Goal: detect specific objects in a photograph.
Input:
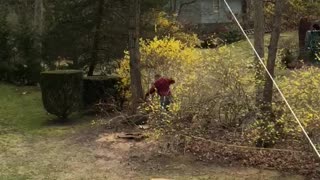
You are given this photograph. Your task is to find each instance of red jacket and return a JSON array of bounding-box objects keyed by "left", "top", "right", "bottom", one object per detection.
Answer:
[{"left": 146, "top": 77, "right": 175, "bottom": 97}]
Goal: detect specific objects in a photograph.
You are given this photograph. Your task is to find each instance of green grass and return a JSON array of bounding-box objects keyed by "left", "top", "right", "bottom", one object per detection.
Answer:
[
  {"left": 0, "top": 83, "right": 53, "bottom": 132},
  {"left": 0, "top": 83, "right": 100, "bottom": 179},
  {"left": 201, "top": 31, "right": 298, "bottom": 60},
  {"left": 0, "top": 83, "right": 92, "bottom": 136}
]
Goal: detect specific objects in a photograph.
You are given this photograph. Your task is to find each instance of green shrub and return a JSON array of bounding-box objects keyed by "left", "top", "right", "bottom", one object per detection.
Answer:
[
  {"left": 40, "top": 70, "right": 83, "bottom": 119},
  {"left": 220, "top": 29, "right": 243, "bottom": 44},
  {"left": 83, "top": 75, "right": 122, "bottom": 108}
]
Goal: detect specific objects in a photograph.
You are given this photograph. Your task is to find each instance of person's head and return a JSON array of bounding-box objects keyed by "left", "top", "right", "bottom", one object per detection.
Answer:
[
  {"left": 154, "top": 74, "right": 161, "bottom": 80},
  {"left": 313, "top": 24, "right": 320, "bottom": 30}
]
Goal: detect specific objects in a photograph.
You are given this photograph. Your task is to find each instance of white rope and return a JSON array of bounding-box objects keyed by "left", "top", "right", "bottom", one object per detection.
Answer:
[{"left": 223, "top": 0, "right": 320, "bottom": 158}]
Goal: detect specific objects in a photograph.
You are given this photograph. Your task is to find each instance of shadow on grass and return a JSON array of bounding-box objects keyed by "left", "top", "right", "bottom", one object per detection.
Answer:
[{"left": 42, "top": 113, "right": 94, "bottom": 127}]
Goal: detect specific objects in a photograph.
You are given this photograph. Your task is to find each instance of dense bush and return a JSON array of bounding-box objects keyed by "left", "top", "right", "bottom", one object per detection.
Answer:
[
  {"left": 83, "top": 75, "right": 122, "bottom": 108},
  {"left": 118, "top": 31, "right": 320, "bottom": 150},
  {"left": 277, "top": 67, "right": 320, "bottom": 141},
  {"left": 117, "top": 37, "right": 255, "bottom": 130},
  {"left": 40, "top": 70, "right": 83, "bottom": 119},
  {"left": 220, "top": 29, "right": 243, "bottom": 44},
  {"left": 247, "top": 67, "right": 320, "bottom": 147}
]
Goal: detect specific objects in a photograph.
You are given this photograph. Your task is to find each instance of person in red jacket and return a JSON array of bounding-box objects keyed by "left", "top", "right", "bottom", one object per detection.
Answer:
[{"left": 145, "top": 74, "right": 175, "bottom": 110}]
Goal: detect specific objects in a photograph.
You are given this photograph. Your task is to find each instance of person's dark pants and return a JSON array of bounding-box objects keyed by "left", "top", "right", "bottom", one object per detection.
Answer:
[{"left": 160, "top": 96, "right": 171, "bottom": 111}]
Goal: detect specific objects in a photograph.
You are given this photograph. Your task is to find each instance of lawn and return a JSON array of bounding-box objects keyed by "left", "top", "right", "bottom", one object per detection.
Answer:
[
  {"left": 201, "top": 31, "right": 298, "bottom": 62},
  {"left": 0, "top": 83, "right": 93, "bottom": 136},
  {"left": 0, "top": 83, "right": 106, "bottom": 179},
  {"left": 0, "top": 84, "right": 51, "bottom": 132}
]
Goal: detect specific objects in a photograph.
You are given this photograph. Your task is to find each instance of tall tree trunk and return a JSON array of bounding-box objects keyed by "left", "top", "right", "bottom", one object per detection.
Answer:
[
  {"left": 262, "top": 0, "right": 283, "bottom": 118},
  {"left": 242, "top": 0, "right": 251, "bottom": 29},
  {"left": 34, "top": 0, "right": 44, "bottom": 38},
  {"left": 173, "top": 0, "right": 177, "bottom": 13},
  {"left": 34, "top": 0, "right": 44, "bottom": 83},
  {"left": 129, "top": 0, "right": 144, "bottom": 113},
  {"left": 88, "top": 0, "right": 105, "bottom": 76},
  {"left": 253, "top": 0, "right": 265, "bottom": 106}
]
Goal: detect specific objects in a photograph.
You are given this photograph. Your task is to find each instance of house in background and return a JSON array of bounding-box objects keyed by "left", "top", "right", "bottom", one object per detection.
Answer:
[{"left": 169, "top": 0, "right": 247, "bottom": 33}]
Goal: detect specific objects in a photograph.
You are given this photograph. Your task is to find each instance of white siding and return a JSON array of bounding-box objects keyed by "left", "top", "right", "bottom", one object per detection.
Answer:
[
  {"left": 200, "top": 0, "right": 220, "bottom": 24},
  {"left": 177, "top": 0, "right": 243, "bottom": 25}
]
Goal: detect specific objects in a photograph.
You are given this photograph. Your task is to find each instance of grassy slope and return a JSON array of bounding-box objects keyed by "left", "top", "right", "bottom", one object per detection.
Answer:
[{"left": 202, "top": 31, "right": 298, "bottom": 62}]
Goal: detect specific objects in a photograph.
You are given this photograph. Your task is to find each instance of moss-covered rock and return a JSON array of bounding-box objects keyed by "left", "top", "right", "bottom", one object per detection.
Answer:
[{"left": 40, "top": 70, "right": 83, "bottom": 119}]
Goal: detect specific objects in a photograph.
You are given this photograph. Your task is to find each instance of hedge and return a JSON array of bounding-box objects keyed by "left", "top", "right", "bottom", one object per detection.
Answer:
[
  {"left": 40, "top": 70, "right": 83, "bottom": 119},
  {"left": 83, "top": 75, "right": 122, "bottom": 108}
]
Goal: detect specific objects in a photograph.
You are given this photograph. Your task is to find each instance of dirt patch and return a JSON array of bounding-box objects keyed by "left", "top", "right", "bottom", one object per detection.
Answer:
[
  {"left": 92, "top": 130, "right": 305, "bottom": 180},
  {"left": 0, "top": 126, "right": 306, "bottom": 180}
]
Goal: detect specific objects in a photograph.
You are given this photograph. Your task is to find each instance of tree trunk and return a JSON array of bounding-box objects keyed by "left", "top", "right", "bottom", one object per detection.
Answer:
[
  {"left": 170, "top": 0, "right": 177, "bottom": 14},
  {"left": 262, "top": 0, "right": 283, "bottom": 119},
  {"left": 34, "top": 0, "right": 44, "bottom": 38},
  {"left": 33, "top": 0, "right": 44, "bottom": 83},
  {"left": 129, "top": 0, "right": 144, "bottom": 113},
  {"left": 173, "top": 0, "right": 177, "bottom": 13},
  {"left": 255, "top": 0, "right": 284, "bottom": 148},
  {"left": 298, "top": 17, "right": 312, "bottom": 59},
  {"left": 88, "top": 0, "right": 105, "bottom": 76},
  {"left": 253, "top": 0, "right": 265, "bottom": 106},
  {"left": 242, "top": 0, "right": 251, "bottom": 29}
]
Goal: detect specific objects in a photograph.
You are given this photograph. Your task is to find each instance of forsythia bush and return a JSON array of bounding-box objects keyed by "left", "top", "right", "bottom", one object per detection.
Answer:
[
  {"left": 141, "top": 11, "right": 200, "bottom": 47},
  {"left": 117, "top": 37, "right": 256, "bottom": 129},
  {"left": 277, "top": 67, "right": 320, "bottom": 141},
  {"left": 248, "top": 67, "right": 320, "bottom": 146},
  {"left": 117, "top": 34, "right": 320, "bottom": 148}
]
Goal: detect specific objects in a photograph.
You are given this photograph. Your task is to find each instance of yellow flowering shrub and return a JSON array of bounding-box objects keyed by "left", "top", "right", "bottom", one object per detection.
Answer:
[
  {"left": 248, "top": 67, "right": 320, "bottom": 147},
  {"left": 116, "top": 37, "right": 256, "bottom": 130},
  {"left": 141, "top": 10, "right": 200, "bottom": 47},
  {"left": 277, "top": 67, "right": 320, "bottom": 140},
  {"left": 116, "top": 37, "right": 202, "bottom": 105}
]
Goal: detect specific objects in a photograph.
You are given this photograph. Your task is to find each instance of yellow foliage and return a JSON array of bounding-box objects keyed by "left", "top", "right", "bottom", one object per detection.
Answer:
[
  {"left": 277, "top": 67, "right": 320, "bottom": 137},
  {"left": 117, "top": 37, "right": 202, "bottom": 93},
  {"left": 117, "top": 36, "right": 256, "bottom": 130}
]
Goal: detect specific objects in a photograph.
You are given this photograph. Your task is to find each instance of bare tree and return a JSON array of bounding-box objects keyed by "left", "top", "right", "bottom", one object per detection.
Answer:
[
  {"left": 242, "top": 0, "right": 252, "bottom": 29},
  {"left": 34, "top": 0, "right": 44, "bottom": 38},
  {"left": 129, "top": 0, "right": 144, "bottom": 113},
  {"left": 34, "top": 0, "right": 45, "bottom": 63},
  {"left": 262, "top": 0, "right": 283, "bottom": 118},
  {"left": 88, "top": 0, "right": 105, "bottom": 76},
  {"left": 169, "top": 0, "right": 177, "bottom": 14}
]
